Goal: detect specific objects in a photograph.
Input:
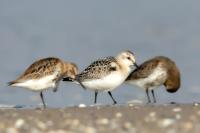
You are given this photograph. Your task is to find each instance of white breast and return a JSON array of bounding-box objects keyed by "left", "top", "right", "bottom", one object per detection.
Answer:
[
  {"left": 12, "top": 75, "right": 58, "bottom": 91},
  {"left": 82, "top": 72, "right": 127, "bottom": 92},
  {"left": 127, "top": 66, "right": 167, "bottom": 90}
]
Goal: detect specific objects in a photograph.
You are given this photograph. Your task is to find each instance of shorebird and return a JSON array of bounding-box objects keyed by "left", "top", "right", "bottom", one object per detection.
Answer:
[
  {"left": 63, "top": 50, "right": 138, "bottom": 104},
  {"left": 8, "top": 57, "right": 78, "bottom": 108},
  {"left": 126, "top": 56, "right": 181, "bottom": 103}
]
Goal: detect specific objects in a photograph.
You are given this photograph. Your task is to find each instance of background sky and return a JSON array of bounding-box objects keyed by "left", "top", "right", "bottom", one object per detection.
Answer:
[{"left": 0, "top": 0, "right": 200, "bottom": 107}]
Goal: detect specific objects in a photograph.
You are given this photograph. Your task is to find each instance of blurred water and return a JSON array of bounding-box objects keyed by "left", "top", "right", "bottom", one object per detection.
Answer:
[{"left": 0, "top": 0, "right": 199, "bottom": 107}]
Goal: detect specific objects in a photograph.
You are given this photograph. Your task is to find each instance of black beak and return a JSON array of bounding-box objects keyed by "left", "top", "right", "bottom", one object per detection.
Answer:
[
  {"left": 63, "top": 77, "right": 74, "bottom": 82},
  {"left": 134, "top": 62, "right": 139, "bottom": 68}
]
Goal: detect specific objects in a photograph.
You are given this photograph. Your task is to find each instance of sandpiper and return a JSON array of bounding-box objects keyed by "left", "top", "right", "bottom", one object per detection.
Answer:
[
  {"left": 63, "top": 50, "right": 138, "bottom": 104},
  {"left": 8, "top": 57, "right": 78, "bottom": 108},
  {"left": 126, "top": 56, "right": 181, "bottom": 103}
]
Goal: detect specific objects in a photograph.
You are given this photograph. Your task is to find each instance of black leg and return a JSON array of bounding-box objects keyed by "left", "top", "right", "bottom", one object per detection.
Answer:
[
  {"left": 151, "top": 90, "right": 156, "bottom": 103},
  {"left": 146, "top": 88, "right": 151, "bottom": 103},
  {"left": 108, "top": 91, "right": 117, "bottom": 104},
  {"left": 94, "top": 91, "right": 98, "bottom": 104},
  {"left": 40, "top": 92, "right": 46, "bottom": 108}
]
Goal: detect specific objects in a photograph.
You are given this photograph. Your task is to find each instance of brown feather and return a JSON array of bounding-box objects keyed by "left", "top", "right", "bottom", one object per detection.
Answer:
[{"left": 127, "top": 56, "right": 181, "bottom": 93}]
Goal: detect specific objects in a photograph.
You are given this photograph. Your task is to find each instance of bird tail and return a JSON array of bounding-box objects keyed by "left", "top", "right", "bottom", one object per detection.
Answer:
[{"left": 7, "top": 80, "right": 18, "bottom": 86}]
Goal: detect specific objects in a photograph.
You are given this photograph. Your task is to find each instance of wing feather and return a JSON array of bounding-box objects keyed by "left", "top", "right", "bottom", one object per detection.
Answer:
[{"left": 77, "top": 57, "right": 117, "bottom": 81}]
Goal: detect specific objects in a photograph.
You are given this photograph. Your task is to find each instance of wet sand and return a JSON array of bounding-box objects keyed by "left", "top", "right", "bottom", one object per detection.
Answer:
[{"left": 0, "top": 104, "right": 200, "bottom": 133}]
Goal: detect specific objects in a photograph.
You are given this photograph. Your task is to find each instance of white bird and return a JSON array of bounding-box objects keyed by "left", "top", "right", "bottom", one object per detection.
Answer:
[{"left": 64, "top": 50, "right": 138, "bottom": 104}]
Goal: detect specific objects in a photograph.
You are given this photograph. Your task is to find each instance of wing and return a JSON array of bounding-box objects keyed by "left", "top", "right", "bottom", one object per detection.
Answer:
[
  {"left": 126, "top": 58, "right": 160, "bottom": 80},
  {"left": 17, "top": 57, "right": 61, "bottom": 81},
  {"left": 77, "top": 57, "right": 117, "bottom": 81}
]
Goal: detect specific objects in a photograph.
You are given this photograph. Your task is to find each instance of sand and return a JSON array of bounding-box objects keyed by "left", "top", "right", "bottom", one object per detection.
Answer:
[{"left": 0, "top": 103, "right": 200, "bottom": 133}]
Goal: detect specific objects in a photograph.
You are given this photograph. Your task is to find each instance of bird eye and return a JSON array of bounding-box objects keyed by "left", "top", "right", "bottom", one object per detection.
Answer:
[{"left": 127, "top": 57, "right": 131, "bottom": 60}]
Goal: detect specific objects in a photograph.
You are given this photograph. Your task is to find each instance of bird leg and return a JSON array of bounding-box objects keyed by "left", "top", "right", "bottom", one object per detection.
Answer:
[
  {"left": 146, "top": 88, "right": 151, "bottom": 103},
  {"left": 40, "top": 92, "right": 46, "bottom": 108},
  {"left": 108, "top": 91, "right": 117, "bottom": 104},
  {"left": 94, "top": 91, "right": 98, "bottom": 104},
  {"left": 151, "top": 90, "right": 156, "bottom": 103}
]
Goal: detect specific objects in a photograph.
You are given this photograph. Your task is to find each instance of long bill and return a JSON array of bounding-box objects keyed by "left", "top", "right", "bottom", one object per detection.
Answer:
[{"left": 134, "top": 62, "right": 139, "bottom": 68}]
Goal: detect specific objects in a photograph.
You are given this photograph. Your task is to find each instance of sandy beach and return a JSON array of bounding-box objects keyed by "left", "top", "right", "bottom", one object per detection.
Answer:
[{"left": 0, "top": 103, "right": 200, "bottom": 133}]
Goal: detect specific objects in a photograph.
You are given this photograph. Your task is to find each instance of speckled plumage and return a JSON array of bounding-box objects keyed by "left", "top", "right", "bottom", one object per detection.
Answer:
[
  {"left": 77, "top": 57, "right": 118, "bottom": 81},
  {"left": 13, "top": 58, "right": 62, "bottom": 82},
  {"left": 70, "top": 51, "right": 137, "bottom": 104},
  {"left": 8, "top": 57, "right": 78, "bottom": 108},
  {"left": 9, "top": 57, "right": 78, "bottom": 85}
]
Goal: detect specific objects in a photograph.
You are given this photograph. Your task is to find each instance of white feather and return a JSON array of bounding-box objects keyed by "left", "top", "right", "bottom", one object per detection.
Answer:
[
  {"left": 11, "top": 75, "right": 57, "bottom": 91},
  {"left": 82, "top": 72, "right": 127, "bottom": 92},
  {"left": 127, "top": 66, "right": 167, "bottom": 90}
]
